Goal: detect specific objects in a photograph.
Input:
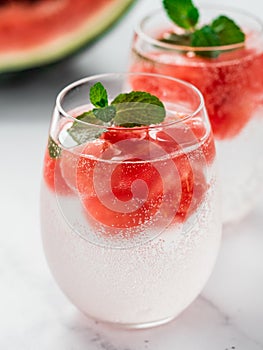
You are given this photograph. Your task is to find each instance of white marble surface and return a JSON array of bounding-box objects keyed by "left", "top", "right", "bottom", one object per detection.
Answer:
[{"left": 1, "top": 0, "right": 263, "bottom": 349}]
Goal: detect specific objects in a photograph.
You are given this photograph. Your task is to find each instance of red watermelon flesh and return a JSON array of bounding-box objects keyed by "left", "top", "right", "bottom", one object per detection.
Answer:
[{"left": 0, "top": 0, "right": 135, "bottom": 72}]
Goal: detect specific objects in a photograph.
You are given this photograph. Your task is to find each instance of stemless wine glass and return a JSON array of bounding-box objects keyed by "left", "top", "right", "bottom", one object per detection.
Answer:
[
  {"left": 129, "top": 5, "right": 263, "bottom": 224},
  {"left": 40, "top": 73, "right": 221, "bottom": 328}
]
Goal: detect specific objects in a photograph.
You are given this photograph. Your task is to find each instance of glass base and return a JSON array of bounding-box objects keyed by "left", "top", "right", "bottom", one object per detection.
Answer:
[
  {"left": 84, "top": 312, "right": 177, "bottom": 329},
  {"left": 113, "top": 315, "right": 177, "bottom": 329}
]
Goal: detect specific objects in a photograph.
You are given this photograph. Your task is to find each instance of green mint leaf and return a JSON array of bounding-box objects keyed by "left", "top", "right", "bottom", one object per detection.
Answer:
[
  {"left": 163, "top": 0, "right": 199, "bottom": 30},
  {"left": 90, "top": 82, "right": 108, "bottom": 108},
  {"left": 48, "top": 136, "right": 61, "bottom": 159},
  {"left": 93, "top": 105, "right": 116, "bottom": 122},
  {"left": 191, "top": 25, "right": 221, "bottom": 47},
  {"left": 111, "top": 91, "right": 165, "bottom": 127},
  {"left": 67, "top": 111, "right": 104, "bottom": 144},
  {"left": 211, "top": 15, "right": 245, "bottom": 45},
  {"left": 191, "top": 25, "right": 221, "bottom": 58}
]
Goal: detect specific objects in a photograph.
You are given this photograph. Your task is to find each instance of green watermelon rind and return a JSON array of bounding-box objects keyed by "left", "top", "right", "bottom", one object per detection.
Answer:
[{"left": 0, "top": 0, "right": 136, "bottom": 74}]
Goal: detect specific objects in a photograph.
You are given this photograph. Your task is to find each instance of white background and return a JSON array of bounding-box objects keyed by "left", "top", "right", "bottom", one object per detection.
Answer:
[{"left": 0, "top": 0, "right": 263, "bottom": 349}]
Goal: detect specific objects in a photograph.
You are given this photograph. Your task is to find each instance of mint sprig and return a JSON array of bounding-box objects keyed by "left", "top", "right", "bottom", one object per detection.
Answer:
[
  {"left": 161, "top": 0, "right": 245, "bottom": 58},
  {"left": 50, "top": 83, "right": 165, "bottom": 157},
  {"left": 58, "top": 83, "right": 165, "bottom": 149}
]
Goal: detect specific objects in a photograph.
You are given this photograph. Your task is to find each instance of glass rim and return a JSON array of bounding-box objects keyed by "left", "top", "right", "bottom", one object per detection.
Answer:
[
  {"left": 135, "top": 4, "right": 263, "bottom": 53},
  {"left": 56, "top": 72, "right": 205, "bottom": 130}
]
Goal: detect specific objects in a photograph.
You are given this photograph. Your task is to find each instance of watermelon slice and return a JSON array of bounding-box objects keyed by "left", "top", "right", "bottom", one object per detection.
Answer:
[{"left": 0, "top": 0, "right": 135, "bottom": 74}]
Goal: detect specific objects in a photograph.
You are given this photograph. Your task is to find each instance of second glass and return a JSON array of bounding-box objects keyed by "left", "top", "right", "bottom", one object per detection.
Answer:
[{"left": 130, "top": 5, "right": 263, "bottom": 224}]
